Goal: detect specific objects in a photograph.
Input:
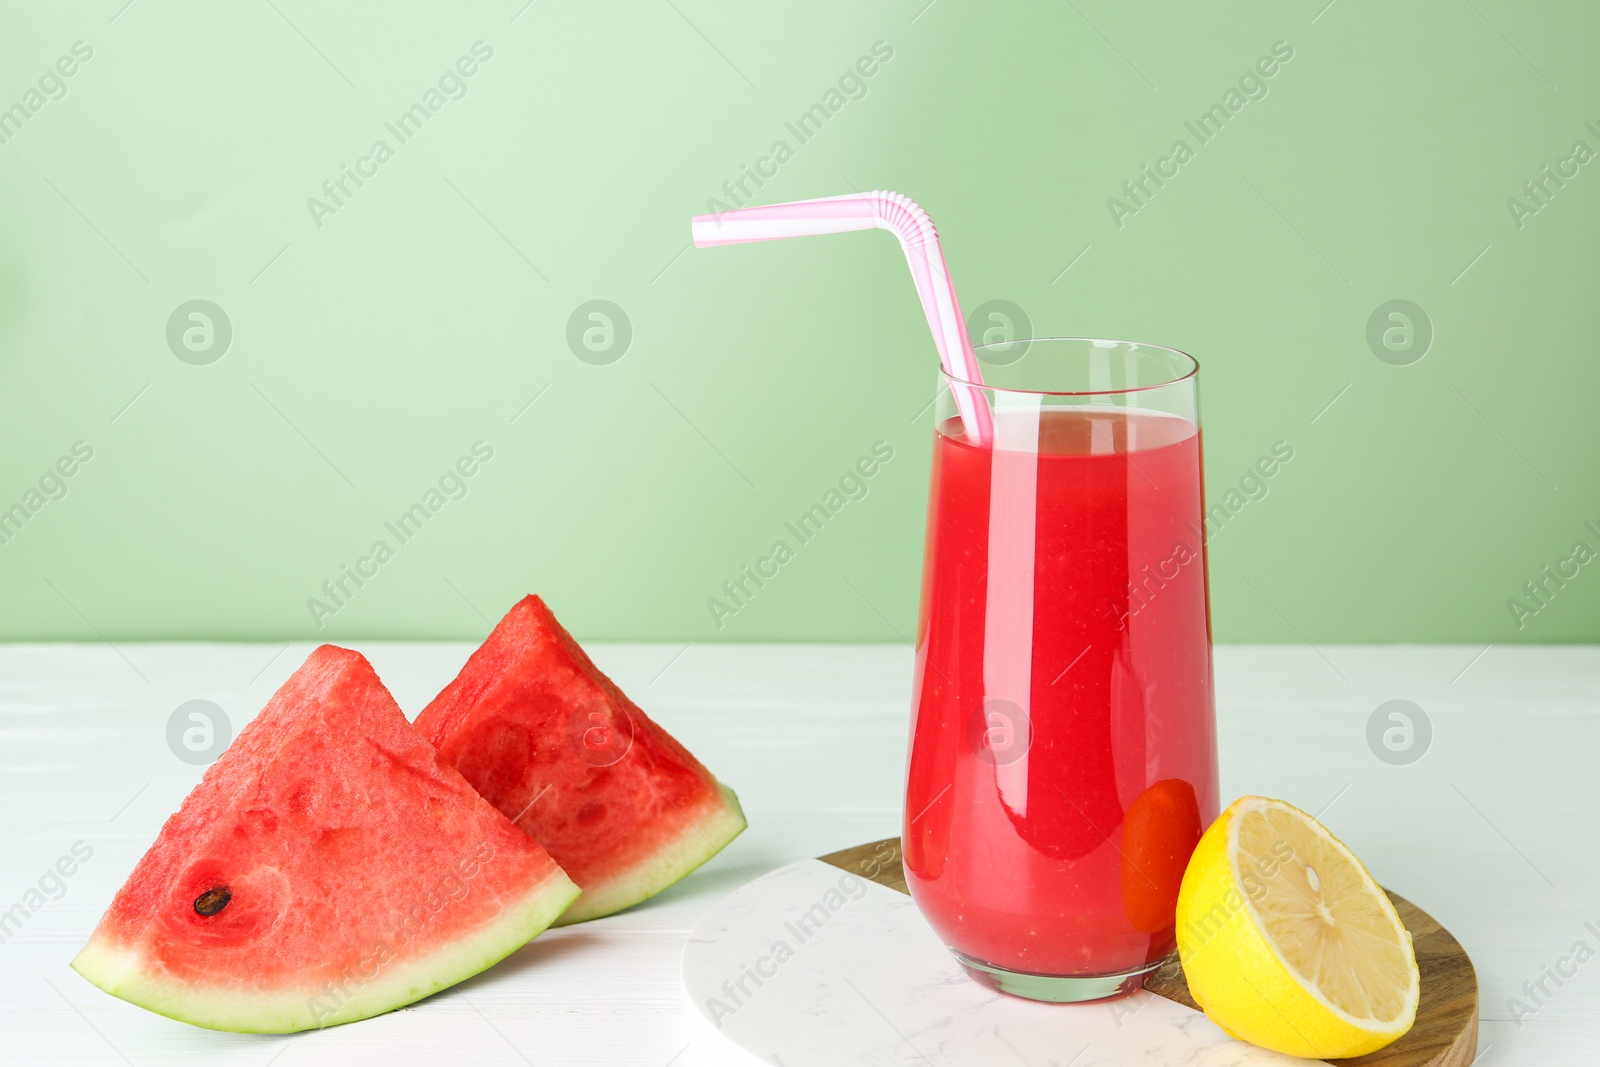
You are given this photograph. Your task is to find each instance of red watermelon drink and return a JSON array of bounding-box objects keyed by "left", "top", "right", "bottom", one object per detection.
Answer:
[
  {"left": 690, "top": 198, "right": 1218, "bottom": 1003},
  {"left": 903, "top": 339, "right": 1219, "bottom": 1003}
]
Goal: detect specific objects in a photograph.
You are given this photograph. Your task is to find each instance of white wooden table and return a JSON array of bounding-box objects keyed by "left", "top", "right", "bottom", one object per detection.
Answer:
[{"left": 2, "top": 642, "right": 1595, "bottom": 1066}]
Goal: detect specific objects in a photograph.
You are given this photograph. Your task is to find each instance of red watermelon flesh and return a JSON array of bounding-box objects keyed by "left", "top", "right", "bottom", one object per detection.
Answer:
[
  {"left": 415, "top": 595, "right": 745, "bottom": 924},
  {"left": 72, "top": 645, "right": 579, "bottom": 1033}
]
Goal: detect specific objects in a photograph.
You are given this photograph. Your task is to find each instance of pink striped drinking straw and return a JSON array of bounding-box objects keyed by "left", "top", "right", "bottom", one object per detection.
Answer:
[{"left": 690, "top": 191, "right": 993, "bottom": 445}]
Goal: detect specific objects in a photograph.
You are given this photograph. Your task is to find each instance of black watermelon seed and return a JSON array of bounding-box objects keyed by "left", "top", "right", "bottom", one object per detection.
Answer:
[{"left": 193, "top": 886, "right": 232, "bottom": 916}]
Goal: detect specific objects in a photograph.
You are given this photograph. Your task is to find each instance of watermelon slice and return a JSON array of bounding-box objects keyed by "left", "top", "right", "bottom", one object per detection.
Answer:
[
  {"left": 415, "top": 595, "right": 745, "bottom": 924},
  {"left": 72, "top": 645, "right": 579, "bottom": 1033}
]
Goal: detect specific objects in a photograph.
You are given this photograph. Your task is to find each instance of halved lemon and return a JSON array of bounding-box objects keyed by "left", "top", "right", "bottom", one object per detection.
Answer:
[{"left": 1175, "top": 796, "right": 1419, "bottom": 1059}]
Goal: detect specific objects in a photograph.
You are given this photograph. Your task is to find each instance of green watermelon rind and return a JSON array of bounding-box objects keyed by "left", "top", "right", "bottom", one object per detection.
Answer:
[
  {"left": 69, "top": 871, "right": 579, "bottom": 1034},
  {"left": 555, "top": 781, "right": 746, "bottom": 925}
]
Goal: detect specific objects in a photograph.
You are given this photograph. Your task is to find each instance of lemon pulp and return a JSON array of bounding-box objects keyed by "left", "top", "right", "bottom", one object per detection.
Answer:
[{"left": 1176, "top": 796, "right": 1419, "bottom": 1059}]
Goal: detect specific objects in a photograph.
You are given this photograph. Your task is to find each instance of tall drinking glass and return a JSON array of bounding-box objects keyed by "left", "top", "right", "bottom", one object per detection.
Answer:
[{"left": 904, "top": 338, "right": 1219, "bottom": 1003}]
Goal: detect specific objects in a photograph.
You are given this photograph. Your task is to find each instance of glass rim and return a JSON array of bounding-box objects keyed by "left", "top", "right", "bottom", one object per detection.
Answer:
[{"left": 945, "top": 336, "right": 1200, "bottom": 397}]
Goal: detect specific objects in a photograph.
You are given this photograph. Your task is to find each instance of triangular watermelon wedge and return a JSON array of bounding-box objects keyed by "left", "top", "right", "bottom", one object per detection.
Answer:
[
  {"left": 415, "top": 596, "right": 745, "bottom": 924},
  {"left": 72, "top": 645, "right": 579, "bottom": 1033}
]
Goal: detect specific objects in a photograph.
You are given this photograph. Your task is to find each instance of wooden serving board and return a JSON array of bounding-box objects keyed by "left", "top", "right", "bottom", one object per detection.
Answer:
[{"left": 820, "top": 838, "right": 1478, "bottom": 1067}]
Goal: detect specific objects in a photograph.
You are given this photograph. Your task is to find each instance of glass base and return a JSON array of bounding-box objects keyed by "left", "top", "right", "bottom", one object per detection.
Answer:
[{"left": 953, "top": 951, "right": 1172, "bottom": 1004}]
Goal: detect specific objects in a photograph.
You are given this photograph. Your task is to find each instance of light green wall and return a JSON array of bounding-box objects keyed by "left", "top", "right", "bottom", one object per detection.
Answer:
[{"left": 1, "top": 1, "right": 1596, "bottom": 643}]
